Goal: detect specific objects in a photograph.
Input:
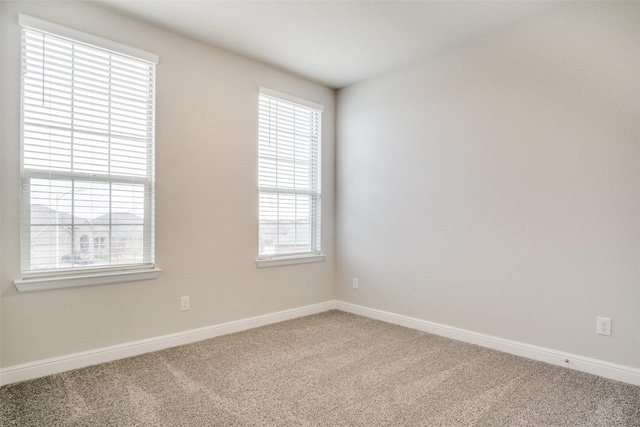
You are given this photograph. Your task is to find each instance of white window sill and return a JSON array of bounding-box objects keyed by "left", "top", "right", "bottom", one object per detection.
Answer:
[
  {"left": 14, "top": 268, "right": 162, "bottom": 292},
  {"left": 256, "top": 254, "right": 326, "bottom": 268}
]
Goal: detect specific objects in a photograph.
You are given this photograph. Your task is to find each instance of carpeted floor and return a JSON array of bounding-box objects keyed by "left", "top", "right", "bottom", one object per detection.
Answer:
[{"left": 1, "top": 310, "right": 639, "bottom": 426}]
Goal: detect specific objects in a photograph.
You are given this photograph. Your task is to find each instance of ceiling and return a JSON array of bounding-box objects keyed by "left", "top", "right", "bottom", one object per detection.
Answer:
[{"left": 95, "top": 1, "right": 567, "bottom": 89}]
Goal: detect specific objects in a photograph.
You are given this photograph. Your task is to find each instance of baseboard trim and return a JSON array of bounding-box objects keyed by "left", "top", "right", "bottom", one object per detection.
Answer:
[
  {"left": 3, "top": 300, "right": 638, "bottom": 387},
  {"left": 0, "top": 300, "right": 337, "bottom": 386},
  {"left": 335, "top": 301, "right": 640, "bottom": 386}
]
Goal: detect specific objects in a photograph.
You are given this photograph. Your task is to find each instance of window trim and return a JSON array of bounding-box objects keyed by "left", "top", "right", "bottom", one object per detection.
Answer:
[
  {"left": 258, "top": 87, "right": 323, "bottom": 112},
  {"left": 256, "top": 87, "right": 324, "bottom": 266},
  {"left": 18, "top": 14, "right": 159, "bottom": 64},
  {"left": 15, "top": 15, "right": 160, "bottom": 291},
  {"left": 256, "top": 253, "right": 325, "bottom": 268},
  {"left": 15, "top": 267, "right": 162, "bottom": 292}
]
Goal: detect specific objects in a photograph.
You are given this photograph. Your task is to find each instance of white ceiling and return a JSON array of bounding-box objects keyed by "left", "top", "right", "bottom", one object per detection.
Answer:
[{"left": 96, "top": 1, "right": 567, "bottom": 89}]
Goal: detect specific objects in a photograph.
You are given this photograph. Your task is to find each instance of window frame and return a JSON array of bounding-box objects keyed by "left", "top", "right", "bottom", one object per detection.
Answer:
[
  {"left": 14, "top": 15, "right": 161, "bottom": 291},
  {"left": 256, "top": 87, "right": 325, "bottom": 268}
]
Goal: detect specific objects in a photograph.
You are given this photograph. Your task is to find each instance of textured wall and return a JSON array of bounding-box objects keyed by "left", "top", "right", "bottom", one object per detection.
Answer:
[
  {"left": 336, "top": 2, "right": 640, "bottom": 368},
  {"left": 0, "top": 1, "right": 335, "bottom": 367}
]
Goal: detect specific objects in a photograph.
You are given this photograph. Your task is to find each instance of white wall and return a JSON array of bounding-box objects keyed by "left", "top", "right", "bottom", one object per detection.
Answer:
[
  {"left": 336, "top": 2, "right": 640, "bottom": 369},
  {"left": 0, "top": 1, "right": 335, "bottom": 367},
  {"left": 0, "top": 2, "right": 3, "bottom": 363}
]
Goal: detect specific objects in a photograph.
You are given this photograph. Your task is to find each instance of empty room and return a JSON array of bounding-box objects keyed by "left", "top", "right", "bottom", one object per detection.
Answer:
[{"left": 1, "top": 0, "right": 639, "bottom": 425}]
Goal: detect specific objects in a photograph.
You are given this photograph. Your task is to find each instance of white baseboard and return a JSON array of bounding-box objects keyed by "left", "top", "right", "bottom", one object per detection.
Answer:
[
  {"left": 0, "top": 300, "right": 337, "bottom": 386},
  {"left": 3, "top": 300, "right": 639, "bottom": 387},
  {"left": 335, "top": 301, "right": 640, "bottom": 386}
]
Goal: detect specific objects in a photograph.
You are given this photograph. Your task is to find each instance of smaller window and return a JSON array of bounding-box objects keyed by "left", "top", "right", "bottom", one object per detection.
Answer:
[
  {"left": 257, "top": 88, "right": 324, "bottom": 266},
  {"left": 94, "top": 237, "right": 106, "bottom": 250}
]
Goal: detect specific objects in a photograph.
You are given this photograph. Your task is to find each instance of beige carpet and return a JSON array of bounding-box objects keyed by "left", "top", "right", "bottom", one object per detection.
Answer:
[{"left": 1, "top": 310, "right": 639, "bottom": 426}]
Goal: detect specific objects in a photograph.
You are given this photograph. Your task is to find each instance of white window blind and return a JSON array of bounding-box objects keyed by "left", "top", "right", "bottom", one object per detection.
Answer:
[
  {"left": 20, "top": 15, "right": 157, "bottom": 277},
  {"left": 258, "top": 88, "right": 323, "bottom": 259}
]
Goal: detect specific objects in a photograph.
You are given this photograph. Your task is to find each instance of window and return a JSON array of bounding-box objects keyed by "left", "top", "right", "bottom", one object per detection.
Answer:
[
  {"left": 16, "top": 15, "right": 160, "bottom": 291},
  {"left": 257, "top": 88, "right": 324, "bottom": 267}
]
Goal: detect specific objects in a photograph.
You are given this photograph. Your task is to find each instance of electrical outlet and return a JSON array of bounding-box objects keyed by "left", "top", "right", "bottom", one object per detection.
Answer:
[
  {"left": 596, "top": 316, "right": 611, "bottom": 336},
  {"left": 352, "top": 277, "right": 359, "bottom": 290},
  {"left": 180, "top": 296, "right": 190, "bottom": 311}
]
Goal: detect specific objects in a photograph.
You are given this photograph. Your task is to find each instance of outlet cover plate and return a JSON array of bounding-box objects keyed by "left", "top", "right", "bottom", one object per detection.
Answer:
[{"left": 596, "top": 316, "right": 611, "bottom": 336}]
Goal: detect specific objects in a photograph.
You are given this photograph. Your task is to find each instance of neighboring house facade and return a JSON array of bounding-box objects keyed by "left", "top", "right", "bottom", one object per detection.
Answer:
[
  {"left": 259, "top": 219, "right": 313, "bottom": 256},
  {"left": 29, "top": 205, "right": 143, "bottom": 270}
]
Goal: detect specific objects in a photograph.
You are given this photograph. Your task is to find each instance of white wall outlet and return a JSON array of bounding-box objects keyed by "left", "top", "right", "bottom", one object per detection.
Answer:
[
  {"left": 596, "top": 316, "right": 611, "bottom": 336},
  {"left": 180, "top": 296, "right": 190, "bottom": 311},
  {"left": 352, "top": 277, "right": 359, "bottom": 290}
]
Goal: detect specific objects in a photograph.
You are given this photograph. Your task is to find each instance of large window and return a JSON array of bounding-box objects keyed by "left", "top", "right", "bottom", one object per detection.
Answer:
[
  {"left": 257, "top": 88, "right": 324, "bottom": 266},
  {"left": 17, "top": 15, "right": 159, "bottom": 290}
]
